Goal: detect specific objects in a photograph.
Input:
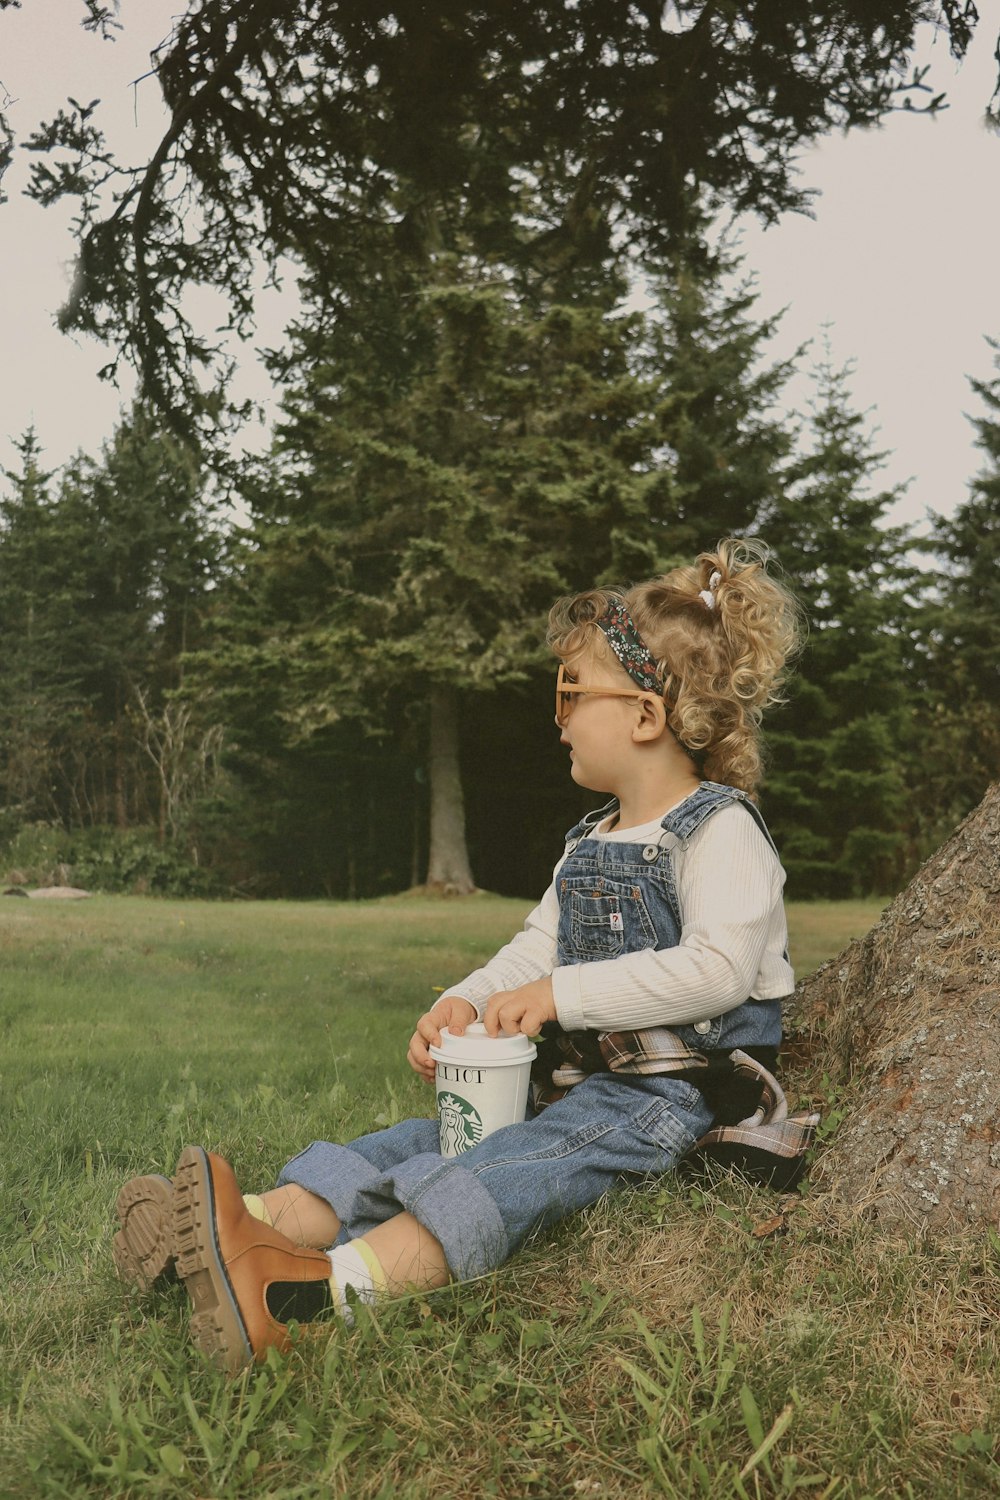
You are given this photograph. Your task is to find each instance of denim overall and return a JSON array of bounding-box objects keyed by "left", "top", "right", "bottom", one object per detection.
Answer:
[
  {"left": 278, "top": 784, "right": 779, "bottom": 1279},
  {"left": 557, "top": 780, "right": 782, "bottom": 1056}
]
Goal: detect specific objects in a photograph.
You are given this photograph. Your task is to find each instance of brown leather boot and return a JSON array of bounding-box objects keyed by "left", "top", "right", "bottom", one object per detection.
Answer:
[
  {"left": 172, "top": 1145, "right": 334, "bottom": 1374},
  {"left": 113, "top": 1174, "right": 176, "bottom": 1290}
]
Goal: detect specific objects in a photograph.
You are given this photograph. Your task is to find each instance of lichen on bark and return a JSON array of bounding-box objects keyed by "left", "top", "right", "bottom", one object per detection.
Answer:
[{"left": 787, "top": 782, "right": 1000, "bottom": 1233}]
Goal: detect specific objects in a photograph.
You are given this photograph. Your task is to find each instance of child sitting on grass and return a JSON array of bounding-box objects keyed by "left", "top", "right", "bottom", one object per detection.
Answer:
[{"left": 114, "top": 538, "right": 817, "bottom": 1374}]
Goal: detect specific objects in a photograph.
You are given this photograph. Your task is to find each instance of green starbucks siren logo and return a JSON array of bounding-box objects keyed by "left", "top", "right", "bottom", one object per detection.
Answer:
[{"left": 438, "top": 1092, "right": 484, "bottom": 1154}]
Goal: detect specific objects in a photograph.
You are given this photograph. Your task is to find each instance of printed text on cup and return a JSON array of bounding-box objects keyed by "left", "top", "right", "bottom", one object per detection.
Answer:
[{"left": 438, "top": 1064, "right": 486, "bottom": 1085}]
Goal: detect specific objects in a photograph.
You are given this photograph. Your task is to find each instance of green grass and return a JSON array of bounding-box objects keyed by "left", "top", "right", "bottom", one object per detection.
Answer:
[
  {"left": 2, "top": 893, "right": 997, "bottom": 1499},
  {"left": 783, "top": 899, "right": 890, "bottom": 981}
]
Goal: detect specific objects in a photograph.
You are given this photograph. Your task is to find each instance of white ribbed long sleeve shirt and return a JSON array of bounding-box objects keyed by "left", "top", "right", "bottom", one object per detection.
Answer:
[{"left": 440, "top": 800, "right": 794, "bottom": 1032}]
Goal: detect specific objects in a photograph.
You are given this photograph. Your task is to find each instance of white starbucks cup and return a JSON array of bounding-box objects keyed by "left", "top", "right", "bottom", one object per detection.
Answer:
[{"left": 428, "top": 1022, "right": 537, "bottom": 1158}]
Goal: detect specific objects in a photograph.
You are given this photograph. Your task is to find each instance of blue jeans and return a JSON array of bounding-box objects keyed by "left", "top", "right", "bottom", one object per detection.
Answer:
[{"left": 277, "top": 1073, "right": 714, "bottom": 1280}]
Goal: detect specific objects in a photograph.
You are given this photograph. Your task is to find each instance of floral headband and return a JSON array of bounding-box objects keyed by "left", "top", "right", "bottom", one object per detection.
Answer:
[
  {"left": 595, "top": 576, "right": 721, "bottom": 695},
  {"left": 595, "top": 600, "right": 665, "bottom": 694}
]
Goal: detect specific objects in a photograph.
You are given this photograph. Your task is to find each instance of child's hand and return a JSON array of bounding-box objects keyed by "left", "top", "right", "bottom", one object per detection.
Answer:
[
  {"left": 483, "top": 978, "right": 556, "bottom": 1040},
  {"left": 407, "top": 996, "right": 478, "bottom": 1083}
]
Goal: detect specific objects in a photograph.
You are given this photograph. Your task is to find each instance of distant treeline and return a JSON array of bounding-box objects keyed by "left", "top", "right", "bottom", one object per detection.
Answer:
[{"left": 2, "top": 245, "right": 997, "bottom": 901}]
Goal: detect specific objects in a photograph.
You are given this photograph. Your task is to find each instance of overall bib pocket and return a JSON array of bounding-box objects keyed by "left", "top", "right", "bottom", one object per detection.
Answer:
[{"left": 559, "top": 876, "right": 658, "bottom": 960}]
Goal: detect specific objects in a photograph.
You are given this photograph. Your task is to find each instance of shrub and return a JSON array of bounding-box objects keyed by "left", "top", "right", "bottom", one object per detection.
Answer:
[{"left": 0, "top": 822, "right": 223, "bottom": 897}]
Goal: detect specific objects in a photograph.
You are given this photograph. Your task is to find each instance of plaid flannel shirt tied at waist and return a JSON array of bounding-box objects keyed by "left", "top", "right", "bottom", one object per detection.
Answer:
[{"left": 531, "top": 1026, "right": 820, "bottom": 1192}]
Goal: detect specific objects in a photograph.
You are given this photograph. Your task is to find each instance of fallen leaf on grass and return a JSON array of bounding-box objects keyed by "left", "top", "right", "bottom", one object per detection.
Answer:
[{"left": 750, "top": 1213, "right": 788, "bottom": 1239}]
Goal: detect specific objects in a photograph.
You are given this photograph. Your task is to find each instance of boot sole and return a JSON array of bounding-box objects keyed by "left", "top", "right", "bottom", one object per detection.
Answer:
[
  {"left": 172, "top": 1145, "right": 253, "bottom": 1374},
  {"left": 113, "top": 1174, "right": 176, "bottom": 1289}
]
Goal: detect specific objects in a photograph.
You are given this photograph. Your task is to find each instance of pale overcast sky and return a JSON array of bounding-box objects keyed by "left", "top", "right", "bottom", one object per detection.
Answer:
[{"left": 2, "top": 1, "right": 999, "bottom": 532}]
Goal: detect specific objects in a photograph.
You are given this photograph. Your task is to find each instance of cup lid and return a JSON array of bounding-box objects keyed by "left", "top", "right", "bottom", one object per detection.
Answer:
[{"left": 430, "top": 1020, "right": 536, "bottom": 1064}]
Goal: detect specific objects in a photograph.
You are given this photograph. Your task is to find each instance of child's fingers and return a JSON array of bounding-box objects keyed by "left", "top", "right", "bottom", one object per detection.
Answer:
[
  {"left": 443, "top": 996, "right": 475, "bottom": 1035},
  {"left": 487, "top": 991, "right": 522, "bottom": 1035},
  {"left": 408, "top": 1026, "right": 437, "bottom": 1072},
  {"left": 484, "top": 994, "right": 524, "bottom": 1037},
  {"left": 417, "top": 1012, "right": 443, "bottom": 1048},
  {"left": 407, "top": 1045, "right": 436, "bottom": 1083},
  {"left": 482, "top": 997, "right": 501, "bottom": 1037},
  {"left": 484, "top": 985, "right": 549, "bottom": 1039},
  {"left": 409, "top": 999, "right": 478, "bottom": 1080}
]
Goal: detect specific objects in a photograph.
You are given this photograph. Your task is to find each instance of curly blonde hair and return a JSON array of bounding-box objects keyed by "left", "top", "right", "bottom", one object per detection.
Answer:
[{"left": 547, "top": 538, "right": 803, "bottom": 797}]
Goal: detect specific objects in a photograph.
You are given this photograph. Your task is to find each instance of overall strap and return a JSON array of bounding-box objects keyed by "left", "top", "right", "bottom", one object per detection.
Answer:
[
  {"left": 659, "top": 781, "right": 787, "bottom": 961},
  {"left": 563, "top": 784, "right": 781, "bottom": 859},
  {"left": 660, "top": 781, "right": 780, "bottom": 859},
  {"left": 735, "top": 796, "right": 781, "bottom": 860},
  {"left": 563, "top": 798, "right": 618, "bottom": 849}
]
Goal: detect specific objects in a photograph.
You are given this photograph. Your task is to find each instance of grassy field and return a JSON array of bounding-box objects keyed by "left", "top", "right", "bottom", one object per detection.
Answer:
[{"left": 2, "top": 893, "right": 997, "bottom": 1499}]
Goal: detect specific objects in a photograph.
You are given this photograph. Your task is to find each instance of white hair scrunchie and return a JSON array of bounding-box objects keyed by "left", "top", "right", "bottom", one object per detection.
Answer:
[{"left": 698, "top": 569, "right": 723, "bottom": 610}]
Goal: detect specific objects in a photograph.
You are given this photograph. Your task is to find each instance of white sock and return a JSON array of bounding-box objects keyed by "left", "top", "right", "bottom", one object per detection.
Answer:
[{"left": 326, "top": 1240, "right": 387, "bottom": 1324}]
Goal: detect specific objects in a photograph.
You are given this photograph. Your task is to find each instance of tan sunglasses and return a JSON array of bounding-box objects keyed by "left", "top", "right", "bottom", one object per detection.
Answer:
[{"left": 555, "top": 664, "right": 660, "bottom": 726}]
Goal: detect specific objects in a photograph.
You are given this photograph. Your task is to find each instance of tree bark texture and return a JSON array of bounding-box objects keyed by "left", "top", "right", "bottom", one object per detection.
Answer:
[
  {"left": 425, "top": 684, "right": 476, "bottom": 895},
  {"left": 788, "top": 782, "right": 1000, "bottom": 1233}
]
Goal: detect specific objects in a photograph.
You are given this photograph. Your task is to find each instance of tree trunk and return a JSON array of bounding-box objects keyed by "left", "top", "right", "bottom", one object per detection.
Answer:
[
  {"left": 425, "top": 683, "right": 476, "bottom": 894},
  {"left": 114, "top": 724, "right": 129, "bottom": 830},
  {"left": 411, "top": 776, "right": 423, "bottom": 890},
  {"left": 788, "top": 781, "right": 1000, "bottom": 1233}
]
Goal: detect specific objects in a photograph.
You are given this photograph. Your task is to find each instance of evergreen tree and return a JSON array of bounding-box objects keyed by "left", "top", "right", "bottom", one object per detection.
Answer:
[
  {"left": 760, "top": 347, "right": 922, "bottom": 898},
  {"left": 0, "top": 429, "right": 76, "bottom": 819},
  {"left": 208, "top": 256, "right": 664, "bottom": 891},
  {"left": 20, "top": 2, "right": 984, "bottom": 435},
  {"left": 918, "top": 337, "right": 1000, "bottom": 842},
  {"left": 195, "top": 227, "right": 799, "bottom": 895},
  {"left": 642, "top": 233, "right": 799, "bottom": 553},
  {"left": 0, "top": 412, "right": 219, "bottom": 839},
  {"left": 58, "top": 408, "right": 221, "bottom": 831}
]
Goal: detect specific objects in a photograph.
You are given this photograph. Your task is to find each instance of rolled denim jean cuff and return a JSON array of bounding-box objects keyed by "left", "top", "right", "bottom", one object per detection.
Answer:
[
  {"left": 277, "top": 1141, "right": 510, "bottom": 1279},
  {"left": 276, "top": 1140, "right": 385, "bottom": 1229},
  {"left": 368, "top": 1153, "right": 510, "bottom": 1280}
]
